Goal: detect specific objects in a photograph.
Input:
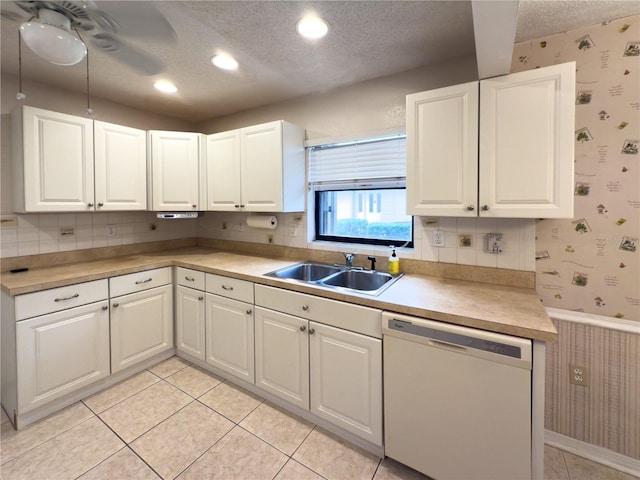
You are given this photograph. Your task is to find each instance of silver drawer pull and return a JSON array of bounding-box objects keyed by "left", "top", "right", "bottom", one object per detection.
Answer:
[
  {"left": 300, "top": 325, "right": 307, "bottom": 332},
  {"left": 198, "top": 296, "right": 204, "bottom": 301},
  {"left": 246, "top": 309, "right": 252, "bottom": 315},
  {"left": 221, "top": 285, "right": 234, "bottom": 291},
  {"left": 309, "top": 328, "right": 315, "bottom": 335},
  {"left": 302, "top": 305, "right": 309, "bottom": 311},
  {"left": 113, "top": 303, "right": 119, "bottom": 308},
  {"left": 54, "top": 293, "right": 79, "bottom": 302},
  {"left": 135, "top": 278, "right": 153, "bottom": 285},
  {"left": 102, "top": 305, "right": 108, "bottom": 311},
  {"left": 185, "top": 276, "right": 196, "bottom": 282}
]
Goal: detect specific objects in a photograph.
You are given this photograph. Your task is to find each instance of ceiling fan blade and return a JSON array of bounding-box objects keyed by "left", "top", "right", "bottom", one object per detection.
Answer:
[
  {"left": 90, "top": 33, "right": 165, "bottom": 76},
  {"left": 86, "top": 1, "right": 176, "bottom": 44}
]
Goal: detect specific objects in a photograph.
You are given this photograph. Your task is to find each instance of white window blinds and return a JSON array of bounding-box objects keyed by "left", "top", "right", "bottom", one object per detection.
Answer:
[{"left": 308, "top": 135, "right": 406, "bottom": 190}]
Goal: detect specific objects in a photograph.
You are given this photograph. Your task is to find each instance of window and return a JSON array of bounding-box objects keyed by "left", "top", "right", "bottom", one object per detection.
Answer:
[{"left": 308, "top": 134, "right": 413, "bottom": 247}]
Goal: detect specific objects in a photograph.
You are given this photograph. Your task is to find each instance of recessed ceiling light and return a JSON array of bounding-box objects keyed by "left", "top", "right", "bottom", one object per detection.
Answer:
[
  {"left": 154, "top": 81, "right": 177, "bottom": 93},
  {"left": 296, "top": 16, "right": 328, "bottom": 39},
  {"left": 211, "top": 54, "right": 239, "bottom": 71}
]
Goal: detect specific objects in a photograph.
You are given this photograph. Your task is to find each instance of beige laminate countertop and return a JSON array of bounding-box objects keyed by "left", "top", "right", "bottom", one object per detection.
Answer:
[{"left": 0, "top": 247, "right": 557, "bottom": 342}]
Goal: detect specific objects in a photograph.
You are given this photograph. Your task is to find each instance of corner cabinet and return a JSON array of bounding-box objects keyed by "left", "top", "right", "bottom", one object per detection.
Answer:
[
  {"left": 407, "top": 62, "right": 575, "bottom": 218},
  {"left": 149, "top": 130, "right": 205, "bottom": 211},
  {"left": 205, "top": 121, "right": 305, "bottom": 212},
  {"left": 11, "top": 106, "right": 148, "bottom": 213},
  {"left": 109, "top": 268, "right": 174, "bottom": 373}
]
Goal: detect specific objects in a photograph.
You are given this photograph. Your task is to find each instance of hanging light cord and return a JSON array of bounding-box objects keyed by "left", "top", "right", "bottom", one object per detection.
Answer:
[
  {"left": 16, "top": 30, "right": 25, "bottom": 100},
  {"left": 76, "top": 30, "right": 92, "bottom": 115}
]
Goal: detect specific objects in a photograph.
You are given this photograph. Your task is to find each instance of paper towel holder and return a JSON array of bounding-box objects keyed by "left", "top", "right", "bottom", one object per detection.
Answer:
[{"left": 246, "top": 215, "right": 278, "bottom": 229}]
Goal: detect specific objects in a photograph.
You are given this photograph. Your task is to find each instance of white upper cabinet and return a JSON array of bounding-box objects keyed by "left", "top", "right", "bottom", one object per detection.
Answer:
[
  {"left": 479, "top": 63, "right": 575, "bottom": 218},
  {"left": 150, "top": 131, "right": 204, "bottom": 211},
  {"left": 12, "top": 106, "right": 94, "bottom": 212},
  {"left": 406, "top": 62, "right": 575, "bottom": 218},
  {"left": 12, "top": 106, "right": 149, "bottom": 213},
  {"left": 206, "top": 120, "right": 305, "bottom": 212},
  {"left": 205, "top": 130, "right": 241, "bottom": 211},
  {"left": 94, "top": 121, "right": 147, "bottom": 211},
  {"left": 406, "top": 82, "right": 479, "bottom": 217}
]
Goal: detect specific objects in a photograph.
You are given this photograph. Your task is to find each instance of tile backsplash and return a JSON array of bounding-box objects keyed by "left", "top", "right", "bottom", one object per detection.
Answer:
[
  {"left": 0, "top": 212, "right": 197, "bottom": 258},
  {"left": 197, "top": 211, "right": 536, "bottom": 272},
  {"left": 1, "top": 211, "right": 535, "bottom": 271}
]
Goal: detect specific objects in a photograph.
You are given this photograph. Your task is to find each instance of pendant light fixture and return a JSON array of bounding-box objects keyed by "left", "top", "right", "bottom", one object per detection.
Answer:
[{"left": 19, "top": 9, "right": 87, "bottom": 66}]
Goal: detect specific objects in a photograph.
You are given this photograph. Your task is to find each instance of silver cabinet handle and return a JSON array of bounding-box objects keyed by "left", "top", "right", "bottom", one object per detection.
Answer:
[
  {"left": 234, "top": 204, "right": 240, "bottom": 208},
  {"left": 185, "top": 276, "right": 195, "bottom": 282},
  {"left": 87, "top": 203, "right": 94, "bottom": 208},
  {"left": 192, "top": 204, "right": 197, "bottom": 208},
  {"left": 102, "top": 305, "right": 108, "bottom": 310},
  {"left": 198, "top": 296, "right": 204, "bottom": 301},
  {"left": 302, "top": 305, "right": 309, "bottom": 311},
  {"left": 54, "top": 293, "right": 79, "bottom": 302},
  {"left": 221, "top": 285, "right": 234, "bottom": 291},
  {"left": 246, "top": 309, "right": 252, "bottom": 315},
  {"left": 300, "top": 325, "right": 307, "bottom": 332},
  {"left": 481, "top": 205, "right": 489, "bottom": 211},
  {"left": 309, "top": 328, "right": 315, "bottom": 335},
  {"left": 98, "top": 202, "right": 104, "bottom": 207},
  {"left": 113, "top": 303, "right": 119, "bottom": 308},
  {"left": 135, "top": 278, "right": 153, "bottom": 284},
  {"left": 466, "top": 205, "right": 475, "bottom": 211}
]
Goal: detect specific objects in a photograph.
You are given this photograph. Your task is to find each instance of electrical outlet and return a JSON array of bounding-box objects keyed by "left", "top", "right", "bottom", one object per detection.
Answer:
[
  {"left": 106, "top": 225, "right": 116, "bottom": 237},
  {"left": 267, "top": 234, "right": 274, "bottom": 244},
  {"left": 433, "top": 229, "right": 445, "bottom": 247},
  {"left": 59, "top": 227, "right": 75, "bottom": 237},
  {"left": 289, "top": 223, "right": 298, "bottom": 236},
  {"left": 569, "top": 364, "right": 589, "bottom": 386}
]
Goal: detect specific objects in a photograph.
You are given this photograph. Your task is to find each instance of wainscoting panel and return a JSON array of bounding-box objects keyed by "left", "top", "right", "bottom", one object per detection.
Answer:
[{"left": 545, "top": 309, "right": 639, "bottom": 460}]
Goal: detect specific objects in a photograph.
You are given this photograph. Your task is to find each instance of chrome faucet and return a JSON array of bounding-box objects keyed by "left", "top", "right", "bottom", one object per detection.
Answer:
[{"left": 342, "top": 253, "right": 356, "bottom": 267}]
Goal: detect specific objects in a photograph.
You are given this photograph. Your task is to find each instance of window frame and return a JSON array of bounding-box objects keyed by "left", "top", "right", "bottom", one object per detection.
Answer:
[{"left": 314, "top": 188, "right": 414, "bottom": 248}]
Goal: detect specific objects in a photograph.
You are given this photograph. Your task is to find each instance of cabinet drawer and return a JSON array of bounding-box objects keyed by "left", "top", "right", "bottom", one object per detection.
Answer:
[
  {"left": 206, "top": 274, "right": 253, "bottom": 303},
  {"left": 110, "top": 267, "right": 171, "bottom": 297},
  {"left": 15, "top": 279, "right": 108, "bottom": 321},
  {"left": 176, "top": 267, "right": 205, "bottom": 290},
  {"left": 255, "top": 285, "right": 382, "bottom": 338}
]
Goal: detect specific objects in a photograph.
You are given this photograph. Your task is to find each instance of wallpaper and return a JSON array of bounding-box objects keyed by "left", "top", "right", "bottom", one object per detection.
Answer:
[{"left": 512, "top": 15, "right": 640, "bottom": 322}]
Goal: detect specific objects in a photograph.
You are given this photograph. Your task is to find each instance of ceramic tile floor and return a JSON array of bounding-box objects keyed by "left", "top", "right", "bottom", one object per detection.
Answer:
[{"left": 1, "top": 356, "right": 637, "bottom": 480}]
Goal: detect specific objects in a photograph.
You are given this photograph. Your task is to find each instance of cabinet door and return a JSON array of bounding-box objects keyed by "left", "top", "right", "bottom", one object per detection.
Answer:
[
  {"left": 254, "top": 307, "right": 309, "bottom": 409},
  {"left": 240, "top": 121, "right": 283, "bottom": 212},
  {"left": 205, "top": 294, "right": 254, "bottom": 383},
  {"left": 150, "top": 131, "right": 201, "bottom": 211},
  {"left": 94, "top": 121, "right": 147, "bottom": 211},
  {"left": 176, "top": 285, "right": 205, "bottom": 361},
  {"left": 110, "top": 285, "right": 173, "bottom": 373},
  {"left": 21, "top": 106, "right": 94, "bottom": 212},
  {"left": 479, "top": 62, "right": 575, "bottom": 218},
  {"left": 310, "top": 322, "right": 383, "bottom": 446},
  {"left": 406, "top": 83, "right": 479, "bottom": 217},
  {"left": 16, "top": 301, "right": 110, "bottom": 412},
  {"left": 205, "top": 130, "right": 242, "bottom": 211}
]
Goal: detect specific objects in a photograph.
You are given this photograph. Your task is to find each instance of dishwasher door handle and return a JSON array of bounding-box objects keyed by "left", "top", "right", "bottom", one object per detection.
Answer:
[{"left": 427, "top": 339, "right": 468, "bottom": 352}]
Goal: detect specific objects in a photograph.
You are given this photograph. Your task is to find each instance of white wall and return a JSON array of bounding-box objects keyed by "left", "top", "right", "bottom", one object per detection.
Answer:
[{"left": 197, "top": 56, "right": 478, "bottom": 139}]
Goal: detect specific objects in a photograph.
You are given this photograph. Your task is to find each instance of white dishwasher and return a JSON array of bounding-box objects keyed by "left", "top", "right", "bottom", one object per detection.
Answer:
[{"left": 382, "top": 312, "right": 533, "bottom": 480}]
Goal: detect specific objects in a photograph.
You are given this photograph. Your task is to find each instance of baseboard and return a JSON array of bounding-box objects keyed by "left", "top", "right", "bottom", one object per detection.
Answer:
[{"left": 545, "top": 430, "right": 640, "bottom": 477}]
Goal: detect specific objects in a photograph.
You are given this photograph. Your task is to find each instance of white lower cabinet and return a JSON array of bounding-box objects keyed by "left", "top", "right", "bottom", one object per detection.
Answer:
[
  {"left": 176, "top": 285, "right": 206, "bottom": 361},
  {"left": 110, "top": 284, "right": 173, "bottom": 373},
  {"left": 255, "top": 307, "right": 309, "bottom": 409},
  {"left": 254, "top": 285, "right": 383, "bottom": 447},
  {"left": 16, "top": 301, "right": 110, "bottom": 413},
  {"left": 205, "top": 293, "right": 255, "bottom": 383}
]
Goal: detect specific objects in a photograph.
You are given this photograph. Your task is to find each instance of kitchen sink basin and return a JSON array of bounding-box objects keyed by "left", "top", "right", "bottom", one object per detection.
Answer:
[
  {"left": 320, "top": 269, "right": 395, "bottom": 292},
  {"left": 265, "top": 261, "right": 402, "bottom": 296},
  {"left": 268, "top": 262, "right": 343, "bottom": 281}
]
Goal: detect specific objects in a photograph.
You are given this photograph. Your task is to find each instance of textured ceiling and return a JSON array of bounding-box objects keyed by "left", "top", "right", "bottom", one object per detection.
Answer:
[{"left": 1, "top": 1, "right": 639, "bottom": 122}]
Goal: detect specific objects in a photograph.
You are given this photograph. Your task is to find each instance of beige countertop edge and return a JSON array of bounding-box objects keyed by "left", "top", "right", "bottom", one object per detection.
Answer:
[{"left": 0, "top": 249, "right": 557, "bottom": 342}]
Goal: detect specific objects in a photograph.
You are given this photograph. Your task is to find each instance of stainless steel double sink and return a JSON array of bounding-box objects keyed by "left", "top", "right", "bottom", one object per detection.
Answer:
[{"left": 265, "top": 261, "right": 402, "bottom": 296}]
